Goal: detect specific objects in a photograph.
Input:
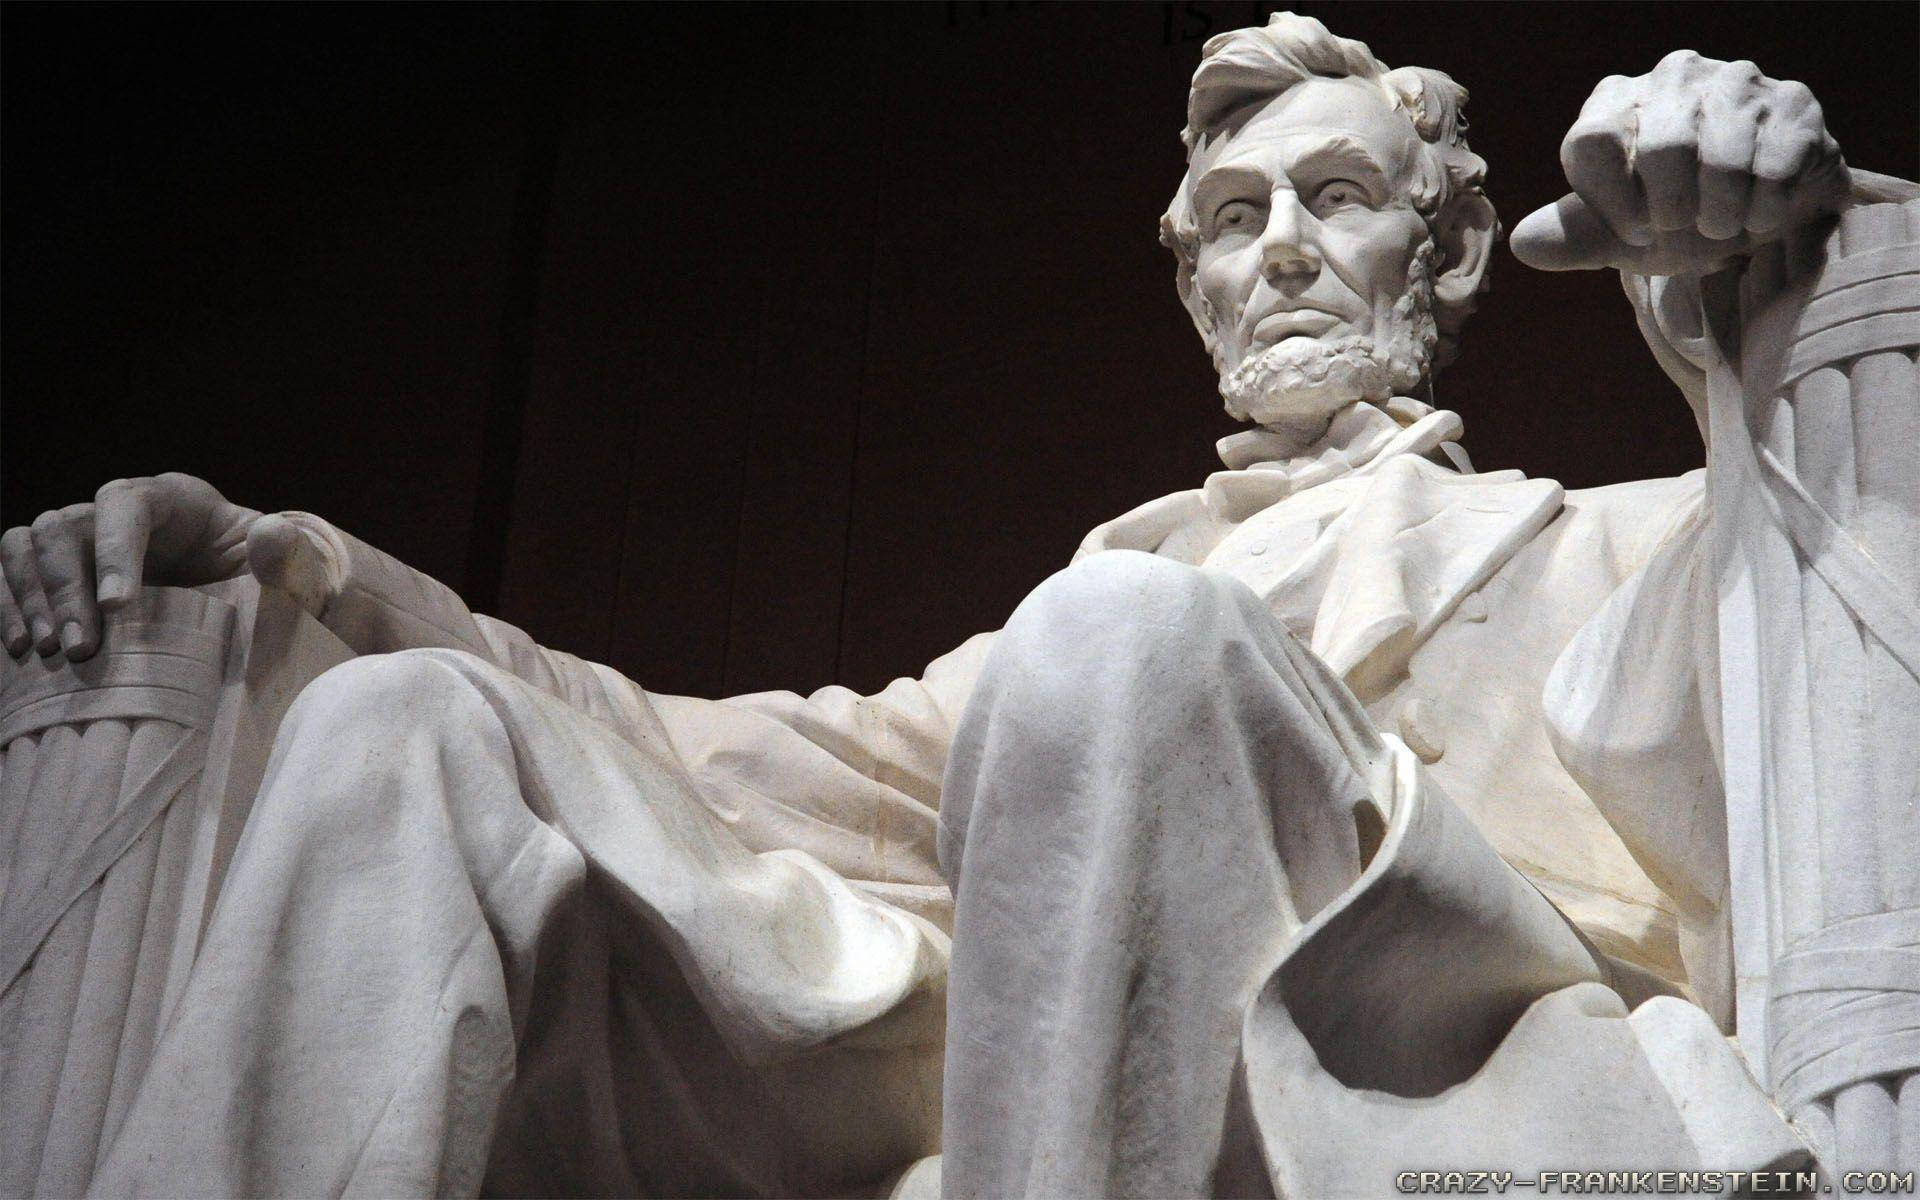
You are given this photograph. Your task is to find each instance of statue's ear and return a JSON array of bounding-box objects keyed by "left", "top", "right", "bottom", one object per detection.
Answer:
[
  {"left": 1163, "top": 211, "right": 1219, "bottom": 354},
  {"left": 1174, "top": 260, "right": 1219, "bottom": 353},
  {"left": 1159, "top": 208, "right": 1221, "bottom": 355},
  {"left": 1432, "top": 189, "right": 1499, "bottom": 307}
]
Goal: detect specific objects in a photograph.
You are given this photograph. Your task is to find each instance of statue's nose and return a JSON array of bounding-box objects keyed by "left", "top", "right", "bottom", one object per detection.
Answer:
[{"left": 1260, "top": 193, "right": 1321, "bottom": 287}]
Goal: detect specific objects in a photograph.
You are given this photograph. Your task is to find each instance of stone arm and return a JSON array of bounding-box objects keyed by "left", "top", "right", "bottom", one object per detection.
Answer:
[
  {"left": 0, "top": 456, "right": 1003, "bottom": 911},
  {"left": 256, "top": 511, "right": 659, "bottom": 730},
  {"left": 0, "top": 474, "right": 989, "bottom": 812},
  {"left": 269, "top": 510, "right": 991, "bottom": 850},
  {"left": 1513, "top": 52, "right": 1920, "bottom": 1175},
  {"left": 0, "top": 494, "right": 993, "bottom": 1191},
  {"left": 280, "top": 507, "right": 996, "bottom": 916},
  {"left": 185, "top": 508, "right": 990, "bottom": 919}
]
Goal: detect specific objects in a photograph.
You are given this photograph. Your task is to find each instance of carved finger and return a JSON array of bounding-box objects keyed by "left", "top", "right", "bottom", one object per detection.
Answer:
[
  {"left": 148, "top": 472, "right": 252, "bottom": 584},
  {"left": 1693, "top": 72, "right": 1757, "bottom": 241},
  {"left": 1760, "top": 77, "right": 1823, "bottom": 135},
  {"left": 94, "top": 477, "right": 157, "bottom": 607},
  {"left": 1748, "top": 89, "right": 1832, "bottom": 236},
  {"left": 246, "top": 514, "right": 337, "bottom": 616},
  {"left": 32, "top": 504, "right": 99, "bottom": 659},
  {"left": 1744, "top": 116, "right": 1808, "bottom": 237},
  {"left": 1563, "top": 94, "right": 1652, "bottom": 248},
  {"left": 1, "top": 525, "right": 58, "bottom": 655},
  {"left": 1695, "top": 164, "right": 1752, "bottom": 244},
  {"left": 1744, "top": 173, "right": 1793, "bottom": 239},
  {"left": 0, "top": 558, "right": 28, "bottom": 656},
  {"left": 1634, "top": 94, "right": 1701, "bottom": 234},
  {"left": 1649, "top": 48, "right": 1710, "bottom": 80},
  {"left": 1751, "top": 119, "right": 1825, "bottom": 187},
  {"left": 1510, "top": 194, "right": 1623, "bottom": 272}
]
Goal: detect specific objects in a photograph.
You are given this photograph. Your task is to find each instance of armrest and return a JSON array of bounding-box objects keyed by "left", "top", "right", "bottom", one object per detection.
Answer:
[{"left": 0, "top": 578, "right": 351, "bottom": 1195}]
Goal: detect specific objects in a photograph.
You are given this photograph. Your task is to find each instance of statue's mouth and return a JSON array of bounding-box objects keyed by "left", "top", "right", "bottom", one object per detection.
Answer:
[{"left": 1249, "top": 307, "right": 1344, "bottom": 347}]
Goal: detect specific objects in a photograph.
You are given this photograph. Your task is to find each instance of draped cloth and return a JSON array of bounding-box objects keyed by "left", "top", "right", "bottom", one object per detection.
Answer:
[
  {"left": 1082, "top": 398, "right": 1689, "bottom": 979},
  {"left": 0, "top": 584, "right": 358, "bottom": 1199},
  {"left": 87, "top": 648, "right": 950, "bottom": 1198},
  {"left": 1687, "top": 196, "right": 1920, "bottom": 1166},
  {"left": 1081, "top": 398, "right": 1563, "bottom": 704},
  {"left": 0, "top": 590, "right": 229, "bottom": 1199},
  {"left": 939, "top": 552, "right": 1805, "bottom": 1198},
  {"left": 0, "top": 389, "right": 1823, "bottom": 1195}
]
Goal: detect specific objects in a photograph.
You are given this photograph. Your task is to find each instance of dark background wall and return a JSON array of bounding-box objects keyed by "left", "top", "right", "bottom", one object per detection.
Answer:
[{"left": 5, "top": 2, "right": 1915, "bottom": 698}]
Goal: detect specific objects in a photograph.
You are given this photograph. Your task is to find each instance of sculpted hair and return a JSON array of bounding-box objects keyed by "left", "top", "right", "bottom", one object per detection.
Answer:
[{"left": 1161, "top": 12, "right": 1495, "bottom": 373}]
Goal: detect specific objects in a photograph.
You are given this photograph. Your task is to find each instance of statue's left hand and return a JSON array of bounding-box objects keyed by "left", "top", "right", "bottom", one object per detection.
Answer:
[
  {"left": 1, "top": 475, "right": 333, "bottom": 663},
  {"left": 1511, "top": 51, "right": 1849, "bottom": 276}
]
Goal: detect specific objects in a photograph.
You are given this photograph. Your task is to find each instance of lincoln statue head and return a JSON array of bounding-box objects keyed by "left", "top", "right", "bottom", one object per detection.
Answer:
[{"left": 1161, "top": 13, "right": 1502, "bottom": 444}]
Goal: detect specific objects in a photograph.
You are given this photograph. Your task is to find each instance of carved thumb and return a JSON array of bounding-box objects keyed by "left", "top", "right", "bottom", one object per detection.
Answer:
[
  {"left": 1509, "top": 193, "right": 1633, "bottom": 272},
  {"left": 1511, "top": 193, "right": 1752, "bottom": 277},
  {"left": 246, "top": 514, "right": 338, "bottom": 617}
]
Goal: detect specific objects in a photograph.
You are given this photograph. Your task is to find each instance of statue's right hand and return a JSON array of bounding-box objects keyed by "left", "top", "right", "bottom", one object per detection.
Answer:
[{"left": 1, "top": 473, "right": 263, "bottom": 662}]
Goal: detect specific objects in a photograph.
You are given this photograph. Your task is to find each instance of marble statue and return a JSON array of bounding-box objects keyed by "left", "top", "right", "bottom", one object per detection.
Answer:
[{"left": 3, "top": 12, "right": 1917, "bottom": 1197}]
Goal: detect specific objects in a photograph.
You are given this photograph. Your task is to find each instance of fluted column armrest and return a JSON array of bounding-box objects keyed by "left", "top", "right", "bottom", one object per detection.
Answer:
[{"left": 0, "top": 578, "right": 353, "bottom": 1196}]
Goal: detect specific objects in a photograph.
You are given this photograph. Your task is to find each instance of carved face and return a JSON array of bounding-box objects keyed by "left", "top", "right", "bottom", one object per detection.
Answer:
[{"left": 1190, "top": 76, "right": 1438, "bottom": 437}]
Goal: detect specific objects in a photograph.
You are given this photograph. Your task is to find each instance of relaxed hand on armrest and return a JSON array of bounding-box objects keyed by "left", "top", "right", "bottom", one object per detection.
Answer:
[{"left": 1, "top": 472, "right": 333, "bottom": 662}]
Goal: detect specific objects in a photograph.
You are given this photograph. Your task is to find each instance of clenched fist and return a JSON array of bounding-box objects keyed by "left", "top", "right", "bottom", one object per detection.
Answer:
[
  {"left": 1, "top": 474, "right": 331, "bottom": 662},
  {"left": 1511, "top": 50, "right": 1850, "bottom": 277}
]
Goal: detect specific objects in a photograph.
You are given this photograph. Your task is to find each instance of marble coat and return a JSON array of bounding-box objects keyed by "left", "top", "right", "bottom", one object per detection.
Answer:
[{"left": 56, "top": 396, "right": 1789, "bottom": 1197}]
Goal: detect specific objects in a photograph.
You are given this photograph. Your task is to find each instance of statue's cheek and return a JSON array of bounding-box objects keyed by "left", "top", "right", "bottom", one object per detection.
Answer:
[{"left": 1194, "top": 247, "right": 1260, "bottom": 324}]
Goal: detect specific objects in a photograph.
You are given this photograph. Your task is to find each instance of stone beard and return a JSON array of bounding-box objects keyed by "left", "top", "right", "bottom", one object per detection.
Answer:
[{"left": 1218, "top": 238, "right": 1440, "bottom": 427}]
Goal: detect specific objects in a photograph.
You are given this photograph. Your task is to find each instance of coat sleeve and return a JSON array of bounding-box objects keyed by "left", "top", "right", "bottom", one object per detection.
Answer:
[
  {"left": 276, "top": 509, "right": 990, "bottom": 925},
  {"left": 646, "top": 635, "right": 996, "bottom": 930}
]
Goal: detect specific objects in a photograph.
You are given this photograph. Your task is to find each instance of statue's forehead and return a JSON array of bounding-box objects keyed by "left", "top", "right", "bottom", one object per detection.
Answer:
[{"left": 1199, "top": 76, "right": 1420, "bottom": 183}]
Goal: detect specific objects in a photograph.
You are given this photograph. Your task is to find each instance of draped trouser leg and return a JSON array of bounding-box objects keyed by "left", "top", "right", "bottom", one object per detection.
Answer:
[
  {"left": 939, "top": 551, "right": 1393, "bottom": 1199},
  {"left": 84, "top": 651, "right": 596, "bottom": 1197},
  {"left": 86, "top": 648, "right": 941, "bottom": 1199}
]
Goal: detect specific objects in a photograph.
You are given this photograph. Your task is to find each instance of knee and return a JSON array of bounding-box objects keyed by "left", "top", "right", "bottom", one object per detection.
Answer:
[
  {"left": 281, "top": 649, "right": 491, "bottom": 752},
  {"left": 970, "top": 551, "right": 1263, "bottom": 725},
  {"left": 252, "top": 651, "right": 564, "bottom": 882},
  {"left": 259, "top": 650, "right": 511, "bottom": 845},
  {"left": 1001, "top": 550, "right": 1237, "bottom": 667}
]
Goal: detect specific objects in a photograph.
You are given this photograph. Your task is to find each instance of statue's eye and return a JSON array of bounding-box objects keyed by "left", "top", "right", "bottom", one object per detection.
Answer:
[
  {"left": 1308, "top": 179, "right": 1368, "bottom": 217},
  {"left": 1211, "top": 199, "right": 1264, "bottom": 235}
]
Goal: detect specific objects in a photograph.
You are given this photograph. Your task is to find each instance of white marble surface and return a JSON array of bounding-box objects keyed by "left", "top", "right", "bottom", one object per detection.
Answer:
[{"left": 4, "top": 11, "right": 1917, "bottom": 1196}]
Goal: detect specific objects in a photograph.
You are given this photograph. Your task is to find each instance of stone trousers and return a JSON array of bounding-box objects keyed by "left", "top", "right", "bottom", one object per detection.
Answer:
[
  {"left": 86, "top": 649, "right": 944, "bottom": 1199},
  {"left": 935, "top": 551, "right": 1816, "bottom": 1200},
  {"left": 939, "top": 550, "right": 1395, "bottom": 1199},
  {"left": 67, "top": 550, "right": 1805, "bottom": 1198}
]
